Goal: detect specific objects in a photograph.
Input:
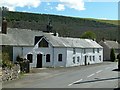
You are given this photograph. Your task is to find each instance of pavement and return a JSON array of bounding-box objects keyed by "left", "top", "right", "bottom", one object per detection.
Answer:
[{"left": 2, "top": 62, "right": 120, "bottom": 88}]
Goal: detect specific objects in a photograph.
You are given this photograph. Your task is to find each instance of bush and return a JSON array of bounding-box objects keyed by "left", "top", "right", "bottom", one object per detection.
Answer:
[
  {"left": 2, "top": 52, "right": 14, "bottom": 69},
  {"left": 110, "top": 48, "right": 115, "bottom": 62},
  {"left": 16, "top": 55, "right": 24, "bottom": 63},
  {"left": 16, "top": 55, "right": 30, "bottom": 73}
]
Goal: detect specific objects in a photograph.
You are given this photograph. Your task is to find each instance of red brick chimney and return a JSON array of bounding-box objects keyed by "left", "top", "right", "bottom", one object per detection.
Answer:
[{"left": 2, "top": 17, "right": 7, "bottom": 34}]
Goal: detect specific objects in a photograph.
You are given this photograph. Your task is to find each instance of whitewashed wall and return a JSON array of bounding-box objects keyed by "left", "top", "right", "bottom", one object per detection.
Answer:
[
  {"left": 13, "top": 45, "right": 53, "bottom": 68},
  {"left": 82, "top": 48, "right": 103, "bottom": 65},
  {"left": 33, "top": 45, "right": 53, "bottom": 67},
  {"left": 13, "top": 37, "right": 103, "bottom": 68},
  {"left": 53, "top": 47, "right": 67, "bottom": 67},
  {"left": 66, "top": 48, "right": 103, "bottom": 67},
  {"left": 13, "top": 46, "right": 35, "bottom": 66},
  {"left": 66, "top": 48, "right": 82, "bottom": 67},
  {"left": 13, "top": 47, "right": 23, "bottom": 62}
]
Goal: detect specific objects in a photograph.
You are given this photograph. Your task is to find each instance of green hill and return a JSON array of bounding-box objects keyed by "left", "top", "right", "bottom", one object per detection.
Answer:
[{"left": 3, "top": 11, "right": 118, "bottom": 41}]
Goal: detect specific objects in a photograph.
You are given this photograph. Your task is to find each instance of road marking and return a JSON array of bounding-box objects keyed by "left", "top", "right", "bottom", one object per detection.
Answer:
[
  {"left": 87, "top": 73, "right": 95, "bottom": 78},
  {"left": 96, "top": 70, "right": 103, "bottom": 74},
  {"left": 68, "top": 79, "right": 83, "bottom": 86}
]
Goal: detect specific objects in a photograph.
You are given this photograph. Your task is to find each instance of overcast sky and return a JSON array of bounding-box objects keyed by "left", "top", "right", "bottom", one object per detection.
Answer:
[{"left": 1, "top": 0, "right": 119, "bottom": 20}]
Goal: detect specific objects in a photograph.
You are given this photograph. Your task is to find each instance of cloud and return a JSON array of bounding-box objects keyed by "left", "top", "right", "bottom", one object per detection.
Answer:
[
  {"left": 98, "top": 18, "right": 108, "bottom": 20},
  {"left": 57, "top": 0, "right": 85, "bottom": 11},
  {"left": 47, "top": 2, "right": 50, "bottom": 5},
  {"left": 56, "top": 4, "right": 65, "bottom": 11},
  {"left": 84, "top": 0, "right": 119, "bottom": 2},
  {"left": 0, "top": 0, "right": 41, "bottom": 11}
]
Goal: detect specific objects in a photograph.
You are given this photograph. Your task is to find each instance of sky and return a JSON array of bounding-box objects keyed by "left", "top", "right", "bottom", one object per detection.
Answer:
[{"left": 0, "top": 0, "right": 119, "bottom": 20}]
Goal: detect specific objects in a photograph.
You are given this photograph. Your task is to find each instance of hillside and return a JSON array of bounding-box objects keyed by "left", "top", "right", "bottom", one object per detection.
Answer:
[
  {"left": 3, "top": 11, "right": 118, "bottom": 41},
  {"left": 93, "top": 19, "right": 118, "bottom": 25}
]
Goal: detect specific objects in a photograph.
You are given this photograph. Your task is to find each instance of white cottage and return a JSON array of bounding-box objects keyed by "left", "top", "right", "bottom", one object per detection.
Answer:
[
  {"left": 13, "top": 33, "right": 103, "bottom": 68},
  {"left": 1, "top": 27, "right": 103, "bottom": 68}
]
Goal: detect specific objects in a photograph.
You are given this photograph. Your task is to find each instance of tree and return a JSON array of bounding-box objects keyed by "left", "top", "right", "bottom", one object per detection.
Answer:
[
  {"left": 80, "top": 31, "right": 96, "bottom": 40},
  {"left": 110, "top": 48, "right": 115, "bottom": 62}
]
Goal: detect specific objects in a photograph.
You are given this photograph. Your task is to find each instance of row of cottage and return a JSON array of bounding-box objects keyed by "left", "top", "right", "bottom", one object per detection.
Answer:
[{"left": 0, "top": 27, "right": 120, "bottom": 68}]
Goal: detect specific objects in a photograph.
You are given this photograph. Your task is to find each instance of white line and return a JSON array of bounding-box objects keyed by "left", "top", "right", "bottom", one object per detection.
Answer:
[
  {"left": 96, "top": 70, "right": 103, "bottom": 74},
  {"left": 74, "top": 79, "right": 83, "bottom": 84},
  {"left": 68, "top": 83, "right": 73, "bottom": 86},
  {"left": 87, "top": 73, "right": 95, "bottom": 78},
  {"left": 68, "top": 79, "right": 83, "bottom": 86}
]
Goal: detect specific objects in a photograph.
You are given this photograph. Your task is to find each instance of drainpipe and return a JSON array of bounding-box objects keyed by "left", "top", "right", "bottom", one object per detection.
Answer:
[
  {"left": 65, "top": 48, "right": 67, "bottom": 67},
  {"left": 53, "top": 47, "right": 55, "bottom": 68},
  {"left": 81, "top": 48, "right": 83, "bottom": 65},
  {"left": 22, "top": 47, "right": 23, "bottom": 57}
]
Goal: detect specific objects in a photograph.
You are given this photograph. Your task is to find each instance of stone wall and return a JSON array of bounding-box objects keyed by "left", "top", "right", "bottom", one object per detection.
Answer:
[{"left": 2, "top": 64, "right": 20, "bottom": 82}]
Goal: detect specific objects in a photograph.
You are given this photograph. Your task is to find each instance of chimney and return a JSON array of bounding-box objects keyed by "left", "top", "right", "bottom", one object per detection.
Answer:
[
  {"left": 2, "top": 17, "right": 7, "bottom": 34},
  {"left": 102, "top": 37, "right": 105, "bottom": 42}
]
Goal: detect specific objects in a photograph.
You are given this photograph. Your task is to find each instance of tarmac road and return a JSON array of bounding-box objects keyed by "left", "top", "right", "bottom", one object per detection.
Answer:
[{"left": 2, "top": 62, "right": 119, "bottom": 88}]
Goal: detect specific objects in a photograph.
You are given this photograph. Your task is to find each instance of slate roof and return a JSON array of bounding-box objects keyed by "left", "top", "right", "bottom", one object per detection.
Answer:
[
  {"left": 0, "top": 27, "right": 43, "bottom": 46},
  {"left": 0, "top": 27, "right": 102, "bottom": 48},
  {"left": 103, "top": 40, "right": 120, "bottom": 49},
  {"left": 0, "top": 34, "right": 18, "bottom": 45},
  {"left": 44, "top": 34, "right": 103, "bottom": 48}
]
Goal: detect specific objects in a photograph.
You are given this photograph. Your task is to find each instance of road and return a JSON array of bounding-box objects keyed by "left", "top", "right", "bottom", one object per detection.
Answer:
[{"left": 2, "top": 62, "right": 120, "bottom": 88}]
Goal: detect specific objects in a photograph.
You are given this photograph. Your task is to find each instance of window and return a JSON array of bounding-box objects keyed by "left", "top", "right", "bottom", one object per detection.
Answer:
[
  {"left": 46, "top": 54, "right": 50, "bottom": 62},
  {"left": 73, "top": 57, "right": 75, "bottom": 63},
  {"left": 77, "top": 57, "right": 80, "bottom": 62},
  {"left": 97, "top": 48, "right": 99, "bottom": 53},
  {"left": 99, "top": 56, "right": 101, "bottom": 61},
  {"left": 34, "top": 36, "right": 43, "bottom": 45},
  {"left": 93, "top": 48, "right": 95, "bottom": 53},
  {"left": 39, "top": 38, "right": 48, "bottom": 47},
  {"left": 58, "top": 54, "right": 62, "bottom": 62},
  {"left": 93, "top": 56, "right": 95, "bottom": 61},
  {"left": 73, "top": 48, "right": 76, "bottom": 54},
  {"left": 89, "top": 56, "right": 92, "bottom": 61},
  {"left": 83, "top": 49, "right": 86, "bottom": 54},
  {"left": 27, "top": 54, "right": 33, "bottom": 63}
]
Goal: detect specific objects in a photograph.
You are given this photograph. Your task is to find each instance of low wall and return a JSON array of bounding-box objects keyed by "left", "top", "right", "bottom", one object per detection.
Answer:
[{"left": 2, "top": 64, "right": 20, "bottom": 82}]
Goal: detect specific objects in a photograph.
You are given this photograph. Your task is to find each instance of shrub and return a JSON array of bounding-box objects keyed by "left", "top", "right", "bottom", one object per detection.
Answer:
[
  {"left": 16, "top": 55, "right": 24, "bottom": 63},
  {"left": 110, "top": 48, "right": 115, "bottom": 62},
  {"left": 2, "top": 52, "right": 14, "bottom": 68}
]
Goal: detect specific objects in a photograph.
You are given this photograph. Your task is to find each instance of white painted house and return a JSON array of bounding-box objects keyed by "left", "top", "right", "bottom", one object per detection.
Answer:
[
  {"left": 13, "top": 34, "right": 103, "bottom": 68},
  {"left": 13, "top": 33, "right": 103, "bottom": 68},
  {"left": 1, "top": 27, "right": 103, "bottom": 68}
]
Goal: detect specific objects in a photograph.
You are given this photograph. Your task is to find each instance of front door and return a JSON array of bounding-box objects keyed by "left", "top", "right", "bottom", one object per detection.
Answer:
[
  {"left": 85, "top": 55, "right": 87, "bottom": 65},
  {"left": 37, "top": 54, "right": 42, "bottom": 68}
]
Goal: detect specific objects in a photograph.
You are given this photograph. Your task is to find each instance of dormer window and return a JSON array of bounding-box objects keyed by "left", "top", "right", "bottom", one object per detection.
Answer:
[
  {"left": 39, "top": 38, "right": 48, "bottom": 47},
  {"left": 34, "top": 36, "right": 43, "bottom": 45}
]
